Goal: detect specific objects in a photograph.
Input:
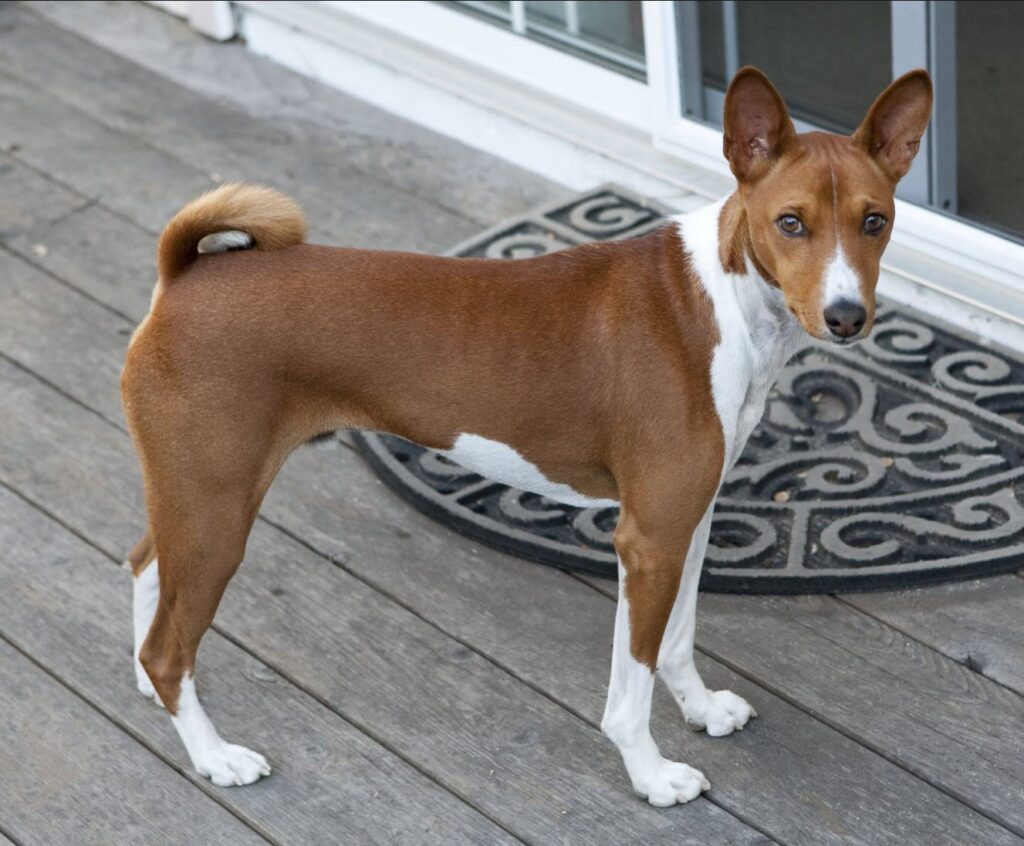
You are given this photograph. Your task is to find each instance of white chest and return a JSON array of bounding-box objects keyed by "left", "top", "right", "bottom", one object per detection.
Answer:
[{"left": 676, "top": 201, "right": 803, "bottom": 472}]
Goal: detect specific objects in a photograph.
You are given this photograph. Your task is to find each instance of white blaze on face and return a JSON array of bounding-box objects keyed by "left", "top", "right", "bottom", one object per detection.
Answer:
[
  {"left": 822, "top": 164, "right": 865, "bottom": 317},
  {"left": 821, "top": 244, "right": 863, "bottom": 313}
]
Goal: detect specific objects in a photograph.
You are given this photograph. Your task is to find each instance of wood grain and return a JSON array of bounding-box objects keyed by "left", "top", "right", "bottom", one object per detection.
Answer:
[
  {"left": 0, "top": 484, "right": 517, "bottom": 846},
  {"left": 0, "top": 638, "right": 269, "bottom": 846},
  {"left": 844, "top": 578, "right": 1024, "bottom": 697}
]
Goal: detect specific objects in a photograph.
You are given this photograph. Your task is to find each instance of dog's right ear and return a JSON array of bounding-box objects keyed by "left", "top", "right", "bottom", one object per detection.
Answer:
[{"left": 723, "top": 66, "right": 797, "bottom": 182}]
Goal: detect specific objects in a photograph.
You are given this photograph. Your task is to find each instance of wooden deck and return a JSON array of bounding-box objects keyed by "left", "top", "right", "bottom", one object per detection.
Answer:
[{"left": 1, "top": 4, "right": 1023, "bottom": 844}]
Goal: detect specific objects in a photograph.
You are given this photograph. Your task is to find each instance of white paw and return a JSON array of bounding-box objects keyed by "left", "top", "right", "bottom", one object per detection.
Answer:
[
  {"left": 684, "top": 689, "right": 756, "bottom": 737},
  {"left": 635, "top": 760, "right": 710, "bottom": 807},
  {"left": 195, "top": 742, "right": 271, "bottom": 787}
]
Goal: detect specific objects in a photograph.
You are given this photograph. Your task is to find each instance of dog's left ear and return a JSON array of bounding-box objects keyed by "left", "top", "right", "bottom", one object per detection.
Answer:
[{"left": 854, "top": 70, "right": 933, "bottom": 183}]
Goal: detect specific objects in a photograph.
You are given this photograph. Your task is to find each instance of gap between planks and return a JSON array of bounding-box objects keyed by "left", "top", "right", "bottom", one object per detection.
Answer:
[{"left": 0, "top": 626, "right": 279, "bottom": 846}]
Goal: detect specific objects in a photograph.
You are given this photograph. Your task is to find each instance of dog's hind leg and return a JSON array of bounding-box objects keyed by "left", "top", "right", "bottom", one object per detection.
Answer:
[
  {"left": 138, "top": 457, "right": 275, "bottom": 787},
  {"left": 127, "top": 392, "right": 293, "bottom": 786}
]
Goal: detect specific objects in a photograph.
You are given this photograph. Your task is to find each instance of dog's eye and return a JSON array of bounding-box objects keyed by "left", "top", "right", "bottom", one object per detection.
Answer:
[
  {"left": 777, "top": 215, "right": 805, "bottom": 236},
  {"left": 864, "top": 214, "right": 887, "bottom": 234}
]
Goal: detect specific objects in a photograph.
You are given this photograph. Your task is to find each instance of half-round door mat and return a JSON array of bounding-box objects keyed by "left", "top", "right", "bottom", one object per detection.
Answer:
[{"left": 352, "top": 185, "right": 1024, "bottom": 594}]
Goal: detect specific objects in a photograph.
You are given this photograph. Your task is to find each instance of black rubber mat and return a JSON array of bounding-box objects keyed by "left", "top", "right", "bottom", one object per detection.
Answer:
[{"left": 352, "top": 186, "right": 1024, "bottom": 593}]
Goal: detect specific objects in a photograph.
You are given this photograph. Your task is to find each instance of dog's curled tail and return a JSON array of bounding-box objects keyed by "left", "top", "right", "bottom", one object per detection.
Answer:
[{"left": 157, "top": 183, "right": 306, "bottom": 283}]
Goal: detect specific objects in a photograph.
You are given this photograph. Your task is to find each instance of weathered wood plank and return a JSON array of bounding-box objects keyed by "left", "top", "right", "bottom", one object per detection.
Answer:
[
  {"left": 843, "top": 577, "right": 1024, "bottom": 697},
  {"left": 0, "top": 66, "right": 215, "bottom": 235},
  {"left": 0, "top": 369, "right": 759, "bottom": 842},
  {"left": 0, "top": 151, "right": 82, "bottom": 237},
  {"left": 0, "top": 152, "right": 157, "bottom": 320},
  {"left": 0, "top": 36, "right": 480, "bottom": 252},
  {"left": 692, "top": 585, "right": 1024, "bottom": 823},
  {"left": 9, "top": 1, "right": 561, "bottom": 228},
  {"left": 0, "top": 302, "right": 1017, "bottom": 844},
  {"left": 0, "top": 482, "right": 518, "bottom": 846},
  {"left": 0, "top": 639, "right": 269, "bottom": 846},
  {"left": 584, "top": 577, "right": 1024, "bottom": 835},
  {"left": 0, "top": 246, "right": 132, "bottom": 424}
]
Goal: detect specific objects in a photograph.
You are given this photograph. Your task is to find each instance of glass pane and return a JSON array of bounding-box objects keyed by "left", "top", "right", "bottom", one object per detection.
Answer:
[
  {"left": 525, "top": 1, "right": 646, "bottom": 77},
  {"left": 453, "top": 0, "right": 511, "bottom": 20},
  {"left": 525, "top": 1, "right": 566, "bottom": 26},
  {"left": 956, "top": 1, "right": 1024, "bottom": 240},
  {"left": 576, "top": 2, "right": 645, "bottom": 62},
  {"left": 445, "top": 1, "right": 644, "bottom": 78},
  {"left": 466, "top": 0, "right": 510, "bottom": 12},
  {"left": 696, "top": 1, "right": 891, "bottom": 133},
  {"left": 696, "top": 1, "right": 726, "bottom": 89}
]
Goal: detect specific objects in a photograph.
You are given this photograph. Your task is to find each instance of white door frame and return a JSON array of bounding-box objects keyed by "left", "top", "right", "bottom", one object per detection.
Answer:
[
  {"left": 321, "top": 0, "right": 651, "bottom": 132},
  {"left": 146, "top": 0, "right": 235, "bottom": 41}
]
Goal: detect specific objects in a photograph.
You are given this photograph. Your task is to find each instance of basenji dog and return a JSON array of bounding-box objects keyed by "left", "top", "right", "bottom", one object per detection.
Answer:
[{"left": 121, "top": 66, "right": 932, "bottom": 804}]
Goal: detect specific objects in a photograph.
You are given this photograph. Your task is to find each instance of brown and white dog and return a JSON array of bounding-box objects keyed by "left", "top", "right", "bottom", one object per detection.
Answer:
[{"left": 122, "top": 67, "right": 932, "bottom": 804}]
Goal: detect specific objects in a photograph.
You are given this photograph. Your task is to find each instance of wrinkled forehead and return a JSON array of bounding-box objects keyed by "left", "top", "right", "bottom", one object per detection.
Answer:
[{"left": 754, "top": 132, "right": 894, "bottom": 212}]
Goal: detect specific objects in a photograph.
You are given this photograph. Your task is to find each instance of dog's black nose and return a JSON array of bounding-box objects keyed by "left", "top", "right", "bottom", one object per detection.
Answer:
[{"left": 824, "top": 300, "right": 867, "bottom": 339}]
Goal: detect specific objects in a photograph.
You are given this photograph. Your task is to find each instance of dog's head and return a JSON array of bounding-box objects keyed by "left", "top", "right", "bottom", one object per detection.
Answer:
[{"left": 722, "top": 66, "right": 932, "bottom": 344}]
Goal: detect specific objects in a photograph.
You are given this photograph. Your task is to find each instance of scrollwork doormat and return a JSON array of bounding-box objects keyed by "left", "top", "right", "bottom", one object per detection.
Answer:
[{"left": 352, "top": 185, "right": 1024, "bottom": 593}]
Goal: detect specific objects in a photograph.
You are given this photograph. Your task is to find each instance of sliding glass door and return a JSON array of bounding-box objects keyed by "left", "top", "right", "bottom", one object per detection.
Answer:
[
  {"left": 955, "top": 1, "right": 1024, "bottom": 240},
  {"left": 675, "top": 0, "right": 1023, "bottom": 242}
]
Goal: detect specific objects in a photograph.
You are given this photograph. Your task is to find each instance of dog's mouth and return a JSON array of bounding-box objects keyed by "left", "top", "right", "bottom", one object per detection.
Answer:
[{"left": 824, "top": 332, "right": 863, "bottom": 347}]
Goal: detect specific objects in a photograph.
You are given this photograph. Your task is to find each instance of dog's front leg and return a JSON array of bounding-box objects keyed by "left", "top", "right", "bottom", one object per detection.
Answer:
[
  {"left": 601, "top": 502, "right": 712, "bottom": 806},
  {"left": 657, "top": 506, "right": 756, "bottom": 736}
]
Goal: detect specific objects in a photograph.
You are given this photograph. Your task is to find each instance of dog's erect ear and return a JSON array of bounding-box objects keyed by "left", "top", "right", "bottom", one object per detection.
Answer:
[
  {"left": 853, "top": 70, "right": 933, "bottom": 183},
  {"left": 723, "top": 66, "right": 798, "bottom": 183}
]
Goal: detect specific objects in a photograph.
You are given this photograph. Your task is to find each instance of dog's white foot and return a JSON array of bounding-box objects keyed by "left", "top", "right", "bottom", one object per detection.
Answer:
[
  {"left": 683, "top": 689, "right": 756, "bottom": 737},
  {"left": 635, "top": 759, "right": 710, "bottom": 807},
  {"left": 195, "top": 741, "right": 271, "bottom": 787}
]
